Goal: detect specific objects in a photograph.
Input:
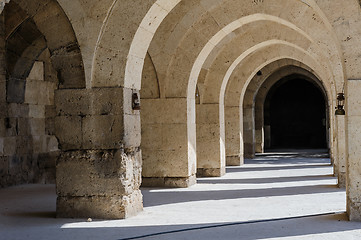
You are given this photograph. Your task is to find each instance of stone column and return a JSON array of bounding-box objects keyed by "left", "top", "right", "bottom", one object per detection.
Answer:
[
  {"left": 346, "top": 80, "right": 361, "bottom": 221},
  {"left": 55, "top": 88, "right": 143, "bottom": 219},
  {"left": 0, "top": 14, "right": 7, "bottom": 184},
  {"left": 254, "top": 103, "right": 264, "bottom": 153},
  {"left": 0, "top": 14, "right": 4, "bottom": 104},
  {"left": 225, "top": 105, "right": 244, "bottom": 166},
  {"left": 336, "top": 115, "right": 346, "bottom": 188},
  {"left": 243, "top": 107, "right": 255, "bottom": 158},
  {"left": 141, "top": 98, "right": 196, "bottom": 187},
  {"left": 196, "top": 103, "right": 225, "bottom": 177}
]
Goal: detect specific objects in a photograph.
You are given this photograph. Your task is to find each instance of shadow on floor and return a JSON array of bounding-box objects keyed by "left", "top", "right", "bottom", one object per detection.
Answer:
[
  {"left": 2, "top": 211, "right": 56, "bottom": 218},
  {"left": 142, "top": 184, "right": 342, "bottom": 208},
  {"left": 1, "top": 149, "right": 351, "bottom": 240},
  {"left": 197, "top": 174, "right": 335, "bottom": 184},
  {"left": 143, "top": 150, "right": 339, "bottom": 207},
  {"left": 55, "top": 213, "right": 361, "bottom": 240},
  {"left": 227, "top": 164, "right": 331, "bottom": 172}
]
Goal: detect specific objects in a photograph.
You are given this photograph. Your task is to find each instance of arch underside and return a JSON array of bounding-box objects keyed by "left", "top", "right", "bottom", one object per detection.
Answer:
[{"left": 137, "top": 0, "right": 343, "bottom": 182}]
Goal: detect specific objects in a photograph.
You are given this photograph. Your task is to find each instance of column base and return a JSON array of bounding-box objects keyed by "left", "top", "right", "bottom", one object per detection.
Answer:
[
  {"left": 244, "top": 153, "right": 255, "bottom": 159},
  {"left": 56, "top": 149, "right": 143, "bottom": 219},
  {"left": 56, "top": 190, "right": 143, "bottom": 219},
  {"left": 226, "top": 155, "right": 244, "bottom": 166},
  {"left": 244, "top": 143, "right": 255, "bottom": 159},
  {"left": 141, "top": 175, "right": 196, "bottom": 188},
  {"left": 347, "top": 197, "right": 361, "bottom": 221},
  {"left": 197, "top": 167, "right": 226, "bottom": 177},
  {"left": 255, "top": 144, "right": 264, "bottom": 153}
]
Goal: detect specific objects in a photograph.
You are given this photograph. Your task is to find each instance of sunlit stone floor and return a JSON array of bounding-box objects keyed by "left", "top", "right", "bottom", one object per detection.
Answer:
[{"left": 1, "top": 149, "right": 361, "bottom": 240}]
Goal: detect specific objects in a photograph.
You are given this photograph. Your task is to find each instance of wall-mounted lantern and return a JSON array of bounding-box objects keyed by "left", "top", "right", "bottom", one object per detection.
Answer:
[
  {"left": 335, "top": 93, "right": 345, "bottom": 115},
  {"left": 132, "top": 93, "right": 141, "bottom": 110}
]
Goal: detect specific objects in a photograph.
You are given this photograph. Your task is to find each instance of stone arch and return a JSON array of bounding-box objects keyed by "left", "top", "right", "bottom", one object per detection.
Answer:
[
  {"left": 89, "top": 0, "right": 345, "bottom": 186},
  {"left": 222, "top": 46, "right": 335, "bottom": 165},
  {"left": 158, "top": 3, "right": 344, "bottom": 176},
  {"left": 178, "top": 7, "right": 341, "bottom": 170},
  {"left": 56, "top": 0, "right": 351, "bottom": 219},
  {"left": 194, "top": 31, "right": 311, "bottom": 174},
  {"left": 91, "top": 0, "right": 181, "bottom": 89},
  {"left": 0, "top": 0, "right": 86, "bottom": 189},
  {"left": 248, "top": 63, "right": 348, "bottom": 187},
  {"left": 196, "top": 39, "right": 314, "bottom": 174},
  {"left": 91, "top": 0, "right": 345, "bottom": 98},
  {"left": 236, "top": 53, "right": 347, "bottom": 188},
  {"left": 5, "top": 0, "right": 85, "bottom": 89},
  {"left": 261, "top": 71, "right": 329, "bottom": 149},
  {"left": 251, "top": 63, "right": 324, "bottom": 154},
  {"left": 225, "top": 53, "right": 346, "bottom": 185},
  {"left": 221, "top": 44, "right": 333, "bottom": 161},
  {"left": 244, "top": 65, "right": 330, "bottom": 157},
  {"left": 2, "top": 0, "right": 361, "bottom": 222},
  {"left": 183, "top": 13, "right": 342, "bottom": 174}
]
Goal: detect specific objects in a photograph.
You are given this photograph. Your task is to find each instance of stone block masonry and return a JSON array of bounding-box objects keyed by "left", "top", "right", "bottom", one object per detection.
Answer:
[{"left": 55, "top": 87, "right": 143, "bottom": 218}]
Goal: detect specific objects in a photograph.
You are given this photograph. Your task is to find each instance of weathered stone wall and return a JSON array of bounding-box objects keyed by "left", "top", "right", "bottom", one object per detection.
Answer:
[
  {"left": 0, "top": 0, "right": 81, "bottom": 188},
  {"left": 0, "top": 0, "right": 144, "bottom": 219},
  {"left": 0, "top": 50, "right": 59, "bottom": 188}
]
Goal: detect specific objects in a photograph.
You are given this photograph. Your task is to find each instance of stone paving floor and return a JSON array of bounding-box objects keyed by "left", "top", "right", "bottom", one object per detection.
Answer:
[{"left": 1, "top": 149, "right": 361, "bottom": 240}]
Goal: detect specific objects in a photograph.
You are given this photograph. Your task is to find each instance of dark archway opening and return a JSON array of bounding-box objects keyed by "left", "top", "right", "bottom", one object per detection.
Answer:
[{"left": 264, "top": 77, "right": 327, "bottom": 150}]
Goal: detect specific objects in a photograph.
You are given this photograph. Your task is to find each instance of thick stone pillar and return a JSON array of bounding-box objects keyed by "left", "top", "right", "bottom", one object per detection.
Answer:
[
  {"left": 346, "top": 80, "right": 361, "bottom": 221},
  {"left": 254, "top": 103, "right": 264, "bottom": 153},
  {"left": 243, "top": 107, "right": 255, "bottom": 158},
  {"left": 0, "top": 14, "right": 4, "bottom": 104},
  {"left": 196, "top": 103, "right": 225, "bottom": 177},
  {"left": 336, "top": 115, "right": 346, "bottom": 188},
  {"left": 141, "top": 98, "right": 196, "bottom": 187},
  {"left": 0, "top": 14, "right": 7, "bottom": 185},
  {"left": 225, "top": 105, "right": 244, "bottom": 166},
  {"left": 55, "top": 88, "right": 142, "bottom": 219}
]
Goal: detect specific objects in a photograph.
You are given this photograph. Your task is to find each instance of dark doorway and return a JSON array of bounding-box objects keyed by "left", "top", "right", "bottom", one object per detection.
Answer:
[{"left": 264, "top": 77, "right": 327, "bottom": 149}]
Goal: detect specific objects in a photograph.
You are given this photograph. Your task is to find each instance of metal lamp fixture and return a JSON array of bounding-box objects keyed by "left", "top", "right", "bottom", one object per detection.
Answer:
[
  {"left": 132, "top": 93, "right": 141, "bottom": 110},
  {"left": 335, "top": 93, "right": 345, "bottom": 115}
]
